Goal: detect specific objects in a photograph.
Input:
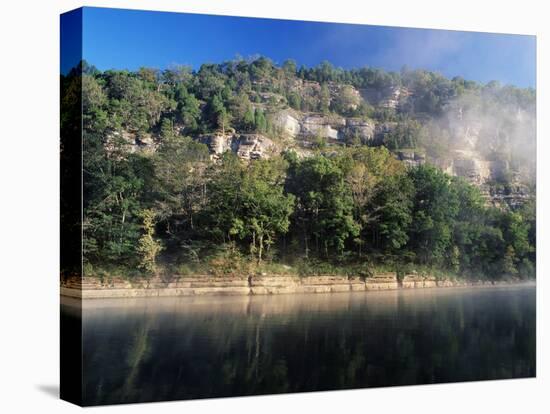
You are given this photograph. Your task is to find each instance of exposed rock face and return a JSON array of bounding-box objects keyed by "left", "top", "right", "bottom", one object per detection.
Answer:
[
  {"left": 273, "top": 111, "right": 362, "bottom": 141},
  {"left": 374, "top": 122, "right": 398, "bottom": 143},
  {"left": 395, "top": 150, "right": 426, "bottom": 168},
  {"left": 442, "top": 117, "right": 497, "bottom": 186},
  {"left": 234, "top": 134, "right": 275, "bottom": 160},
  {"left": 329, "top": 83, "right": 362, "bottom": 111},
  {"left": 343, "top": 118, "right": 376, "bottom": 142},
  {"left": 360, "top": 86, "right": 409, "bottom": 109},
  {"left": 105, "top": 130, "right": 157, "bottom": 154},
  {"left": 198, "top": 133, "right": 232, "bottom": 155},
  {"left": 438, "top": 149, "right": 532, "bottom": 209},
  {"left": 297, "top": 80, "right": 322, "bottom": 96},
  {"left": 198, "top": 133, "right": 275, "bottom": 161},
  {"left": 271, "top": 111, "right": 301, "bottom": 138},
  {"left": 439, "top": 109, "right": 534, "bottom": 209},
  {"left": 483, "top": 183, "right": 532, "bottom": 210},
  {"left": 448, "top": 149, "right": 492, "bottom": 185},
  {"left": 379, "top": 87, "right": 406, "bottom": 109},
  {"left": 250, "top": 275, "right": 365, "bottom": 294},
  {"left": 444, "top": 149, "right": 513, "bottom": 187},
  {"left": 271, "top": 109, "right": 377, "bottom": 145},
  {"left": 448, "top": 121, "right": 483, "bottom": 150},
  {"left": 103, "top": 87, "right": 533, "bottom": 213},
  {"left": 300, "top": 115, "right": 345, "bottom": 140},
  {"left": 402, "top": 275, "right": 437, "bottom": 288},
  {"left": 365, "top": 272, "right": 399, "bottom": 290},
  {"left": 62, "top": 273, "right": 525, "bottom": 299}
]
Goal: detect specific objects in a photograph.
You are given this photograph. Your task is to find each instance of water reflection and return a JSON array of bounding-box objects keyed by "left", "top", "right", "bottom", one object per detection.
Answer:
[{"left": 62, "top": 285, "right": 535, "bottom": 405}]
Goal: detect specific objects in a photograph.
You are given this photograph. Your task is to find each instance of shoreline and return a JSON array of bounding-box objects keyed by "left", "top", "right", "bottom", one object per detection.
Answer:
[{"left": 60, "top": 273, "right": 533, "bottom": 299}]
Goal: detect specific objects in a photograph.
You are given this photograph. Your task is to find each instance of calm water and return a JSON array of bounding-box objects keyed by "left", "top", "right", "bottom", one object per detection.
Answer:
[{"left": 62, "top": 284, "right": 536, "bottom": 405}]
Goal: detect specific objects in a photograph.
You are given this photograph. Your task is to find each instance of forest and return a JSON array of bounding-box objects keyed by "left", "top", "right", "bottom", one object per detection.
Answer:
[{"left": 60, "top": 57, "right": 536, "bottom": 281}]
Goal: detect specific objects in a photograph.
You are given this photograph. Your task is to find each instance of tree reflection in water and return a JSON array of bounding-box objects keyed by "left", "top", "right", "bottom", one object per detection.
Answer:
[{"left": 62, "top": 285, "right": 535, "bottom": 406}]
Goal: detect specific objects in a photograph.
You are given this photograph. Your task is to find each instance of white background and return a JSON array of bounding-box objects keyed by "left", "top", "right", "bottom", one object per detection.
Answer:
[{"left": 0, "top": 0, "right": 548, "bottom": 412}]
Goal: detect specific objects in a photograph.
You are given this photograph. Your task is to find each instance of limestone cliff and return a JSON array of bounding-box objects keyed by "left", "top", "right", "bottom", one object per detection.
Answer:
[
  {"left": 103, "top": 76, "right": 533, "bottom": 211},
  {"left": 198, "top": 133, "right": 277, "bottom": 161}
]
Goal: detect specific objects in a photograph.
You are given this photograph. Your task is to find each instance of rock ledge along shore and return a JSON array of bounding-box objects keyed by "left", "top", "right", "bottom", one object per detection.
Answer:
[{"left": 60, "top": 273, "right": 525, "bottom": 299}]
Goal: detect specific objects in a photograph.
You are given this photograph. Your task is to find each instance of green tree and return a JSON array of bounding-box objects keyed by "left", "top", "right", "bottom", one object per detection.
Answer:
[
  {"left": 153, "top": 135, "right": 210, "bottom": 238},
  {"left": 286, "top": 155, "right": 360, "bottom": 257},
  {"left": 160, "top": 117, "right": 174, "bottom": 139},
  {"left": 501, "top": 211, "right": 531, "bottom": 259},
  {"left": 162, "top": 64, "right": 193, "bottom": 85},
  {"left": 407, "top": 165, "right": 459, "bottom": 265},
  {"left": 370, "top": 174, "right": 414, "bottom": 253},
  {"left": 250, "top": 57, "right": 274, "bottom": 83},
  {"left": 137, "top": 209, "right": 163, "bottom": 273},
  {"left": 332, "top": 85, "right": 360, "bottom": 115},
  {"left": 83, "top": 139, "right": 153, "bottom": 265},
  {"left": 230, "top": 91, "right": 254, "bottom": 131},
  {"left": 243, "top": 106, "right": 255, "bottom": 131},
  {"left": 203, "top": 156, "right": 295, "bottom": 262},
  {"left": 254, "top": 109, "right": 267, "bottom": 133},
  {"left": 319, "top": 83, "right": 331, "bottom": 113},
  {"left": 287, "top": 92, "right": 301, "bottom": 110},
  {"left": 104, "top": 70, "right": 170, "bottom": 132},
  {"left": 502, "top": 245, "right": 518, "bottom": 276},
  {"left": 82, "top": 74, "right": 108, "bottom": 132},
  {"left": 202, "top": 153, "right": 245, "bottom": 244},
  {"left": 338, "top": 146, "right": 405, "bottom": 255},
  {"left": 75, "top": 58, "right": 536, "bottom": 281},
  {"left": 175, "top": 86, "right": 201, "bottom": 133},
  {"left": 206, "top": 94, "right": 231, "bottom": 134},
  {"left": 282, "top": 59, "right": 297, "bottom": 77},
  {"left": 237, "top": 160, "right": 295, "bottom": 262}
]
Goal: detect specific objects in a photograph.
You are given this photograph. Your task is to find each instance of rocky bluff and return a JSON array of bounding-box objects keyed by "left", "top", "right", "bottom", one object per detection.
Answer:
[{"left": 107, "top": 78, "right": 533, "bottom": 210}]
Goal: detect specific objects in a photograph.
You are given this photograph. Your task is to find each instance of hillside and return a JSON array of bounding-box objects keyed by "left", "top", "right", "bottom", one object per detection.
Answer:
[
  {"left": 62, "top": 57, "right": 536, "bottom": 281},
  {"left": 79, "top": 57, "right": 535, "bottom": 208}
]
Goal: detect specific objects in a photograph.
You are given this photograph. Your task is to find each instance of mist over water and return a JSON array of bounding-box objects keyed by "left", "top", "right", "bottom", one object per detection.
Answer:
[{"left": 63, "top": 285, "right": 536, "bottom": 405}]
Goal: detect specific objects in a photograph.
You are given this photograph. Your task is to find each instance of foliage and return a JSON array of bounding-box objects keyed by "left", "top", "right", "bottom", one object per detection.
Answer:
[
  {"left": 136, "top": 209, "right": 163, "bottom": 274},
  {"left": 68, "top": 56, "right": 535, "bottom": 280},
  {"left": 286, "top": 154, "right": 360, "bottom": 257},
  {"left": 203, "top": 155, "right": 295, "bottom": 262}
]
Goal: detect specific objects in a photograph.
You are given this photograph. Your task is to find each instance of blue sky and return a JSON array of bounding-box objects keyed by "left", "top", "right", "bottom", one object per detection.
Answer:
[{"left": 63, "top": 7, "right": 536, "bottom": 88}]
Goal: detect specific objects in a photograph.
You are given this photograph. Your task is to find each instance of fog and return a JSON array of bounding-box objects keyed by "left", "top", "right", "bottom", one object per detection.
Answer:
[{"left": 422, "top": 86, "right": 536, "bottom": 185}]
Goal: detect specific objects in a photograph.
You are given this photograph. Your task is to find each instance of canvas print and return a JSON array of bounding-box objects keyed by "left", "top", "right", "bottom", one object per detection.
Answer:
[{"left": 60, "top": 7, "right": 536, "bottom": 406}]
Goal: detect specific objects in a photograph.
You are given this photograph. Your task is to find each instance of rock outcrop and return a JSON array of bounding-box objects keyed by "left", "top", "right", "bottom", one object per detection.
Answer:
[
  {"left": 234, "top": 134, "right": 275, "bottom": 160},
  {"left": 365, "top": 273, "right": 399, "bottom": 290},
  {"left": 483, "top": 183, "right": 532, "bottom": 210},
  {"left": 329, "top": 83, "right": 362, "bottom": 111},
  {"left": 395, "top": 150, "right": 426, "bottom": 168},
  {"left": 447, "top": 150, "right": 492, "bottom": 185},
  {"left": 272, "top": 111, "right": 372, "bottom": 142},
  {"left": 198, "top": 133, "right": 232, "bottom": 155},
  {"left": 106, "top": 130, "right": 157, "bottom": 153},
  {"left": 61, "top": 273, "right": 527, "bottom": 299},
  {"left": 374, "top": 122, "right": 398, "bottom": 143},
  {"left": 300, "top": 114, "right": 345, "bottom": 140},
  {"left": 402, "top": 275, "right": 437, "bottom": 288},
  {"left": 198, "top": 133, "right": 275, "bottom": 161},
  {"left": 271, "top": 110, "right": 301, "bottom": 138},
  {"left": 102, "top": 89, "right": 533, "bottom": 213},
  {"left": 343, "top": 118, "right": 376, "bottom": 142},
  {"left": 360, "top": 86, "right": 409, "bottom": 109}
]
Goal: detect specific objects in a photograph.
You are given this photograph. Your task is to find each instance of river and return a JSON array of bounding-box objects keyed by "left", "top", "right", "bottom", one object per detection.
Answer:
[{"left": 62, "top": 284, "right": 536, "bottom": 405}]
